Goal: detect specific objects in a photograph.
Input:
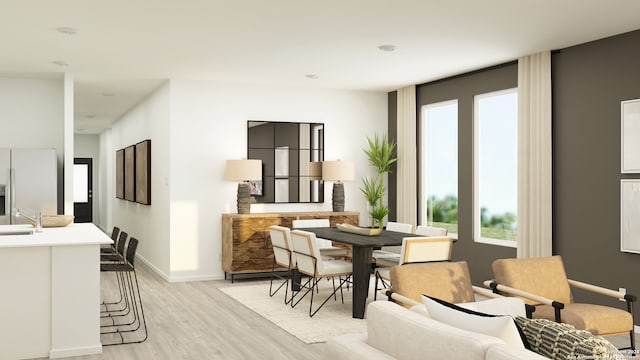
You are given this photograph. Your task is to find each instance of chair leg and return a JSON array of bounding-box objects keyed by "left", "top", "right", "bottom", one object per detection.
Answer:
[
  {"left": 269, "top": 261, "right": 290, "bottom": 304},
  {"left": 102, "top": 270, "right": 148, "bottom": 345},
  {"left": 309, "top": 275, "right": 352, "bottom": 317},
  {"left": 101, "top": 272, "right": 133, "bottom": 324}
]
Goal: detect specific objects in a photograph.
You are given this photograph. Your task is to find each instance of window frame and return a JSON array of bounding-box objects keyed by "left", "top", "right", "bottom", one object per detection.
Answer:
[
  {"left": 473, "top": 88, "right": 518, "bottom": 248},
  {"left": 420, "top": 99, "right": 459, "bottom": 238}
]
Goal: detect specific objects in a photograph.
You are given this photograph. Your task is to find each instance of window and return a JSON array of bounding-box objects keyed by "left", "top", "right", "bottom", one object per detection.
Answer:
[
  {"left": 474, "top": 89, "right": 518, "bottom": 246},
  {"left": 421, "top": 100, "right": 458, "bottom": 235}
]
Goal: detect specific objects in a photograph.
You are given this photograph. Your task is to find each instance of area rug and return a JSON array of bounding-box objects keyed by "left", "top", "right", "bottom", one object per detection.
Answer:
[{"left": 219, "top": 277, "right": 377, "bottom": 344}]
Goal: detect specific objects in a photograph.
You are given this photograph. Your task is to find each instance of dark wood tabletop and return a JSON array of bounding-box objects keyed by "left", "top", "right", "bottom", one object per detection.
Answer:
[{"left": 297, "top": 227, "right": 422, "bottom": 247}]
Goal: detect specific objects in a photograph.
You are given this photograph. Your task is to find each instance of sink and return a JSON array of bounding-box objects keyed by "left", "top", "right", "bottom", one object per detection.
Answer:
[{"left": 0, "top": 226, "right": 34, "bottom": 235}]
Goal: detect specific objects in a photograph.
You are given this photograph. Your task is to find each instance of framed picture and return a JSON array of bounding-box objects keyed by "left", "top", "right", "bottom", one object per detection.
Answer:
[
  {"left": 116, "top": 149, "right": 124, "bottom": 199},
  {"left": 124, "top": 145, "right": 136, "bottom": 201},
  {"left": 621, "top": 99, "right": 640, "bottom": 173},
  {"left": 248, "top": 180, "right": 262, "bottom": 196},
  {"left": 135, "top": 140, "right": 151, "bottom": 205},
  {"left": 621, "top": 180, "right": 640, "bottom": 253}
]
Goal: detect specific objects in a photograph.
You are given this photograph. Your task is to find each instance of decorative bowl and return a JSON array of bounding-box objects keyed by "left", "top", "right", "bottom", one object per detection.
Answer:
[
  {"left": 336, "top": 223, "right": 382, "bottom": 236},
  {"left": 28, "top": 215, "right": 75, "bottom": 228}
]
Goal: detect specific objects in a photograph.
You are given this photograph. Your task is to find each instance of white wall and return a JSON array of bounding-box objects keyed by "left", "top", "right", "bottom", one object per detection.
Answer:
[
  {"left": 0, "top": 77, "right": 64, "bottom": 211},
  {"left": 104, "top": 80, "right": 387, "bottom": 281},
  {"left": 74, "top": 134, "right": 100, "bottom": 226},
  {"left": 168, "top": 80, "right": 387, "bottom": 281},
  {"left": 106, "top": 82, "right": 171, "bottom": 278},
  {"left": 98, "top": 130, "right": 113, "bottom": 232}
]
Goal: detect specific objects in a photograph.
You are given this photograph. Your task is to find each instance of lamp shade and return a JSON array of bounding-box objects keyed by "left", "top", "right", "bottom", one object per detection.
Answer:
[
  {"left": 226, "top": 159, "right": 262, "bottom": 181},
  {"left": 308, "top": 161, "right": 322, "bottom": 179},
  {"left": 322, "top": 160, "right": 355, "bottom": 181}
]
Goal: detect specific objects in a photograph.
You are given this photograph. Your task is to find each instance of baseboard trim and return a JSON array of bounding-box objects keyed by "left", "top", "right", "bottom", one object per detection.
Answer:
[
  {"left": 135, "top": 254, "right": 225, "bottom": 283},
  {"left": 49, "top": 344, "right": 102, "bottom": 358},
  {"left": 168, "top": 273, "right": 225, "bottom": 283},
  {"left": 135, "top": 254, "right": 170, "bottom": 282}
]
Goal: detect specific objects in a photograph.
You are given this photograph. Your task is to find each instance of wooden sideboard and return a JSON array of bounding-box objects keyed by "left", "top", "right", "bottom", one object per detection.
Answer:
[{"left": 221, "top": 211, "right": 359, "bottom": 282}]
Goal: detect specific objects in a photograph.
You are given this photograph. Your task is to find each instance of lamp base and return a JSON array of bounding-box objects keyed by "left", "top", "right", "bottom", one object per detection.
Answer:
[
  {"left": 237, "top": 183, "right": 253, "bottom": 214},
  {"left": 332, "top": 182, "right": 345, "bottom": 212}
]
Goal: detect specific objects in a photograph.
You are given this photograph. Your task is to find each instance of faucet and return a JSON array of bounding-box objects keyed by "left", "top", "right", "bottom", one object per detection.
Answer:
[{"left": 14, "top": 209, "right": 42, "bottom": 233}]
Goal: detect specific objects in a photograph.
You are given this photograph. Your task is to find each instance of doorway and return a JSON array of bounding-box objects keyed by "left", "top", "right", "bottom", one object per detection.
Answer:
[{"left": 74, "top": 158, "right": 93, "bottom": 223}]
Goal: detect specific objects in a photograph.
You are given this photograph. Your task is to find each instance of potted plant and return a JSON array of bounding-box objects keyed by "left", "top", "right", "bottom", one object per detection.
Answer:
[{"left": 360, "top": 133, "right": 397, "bottom": 228}]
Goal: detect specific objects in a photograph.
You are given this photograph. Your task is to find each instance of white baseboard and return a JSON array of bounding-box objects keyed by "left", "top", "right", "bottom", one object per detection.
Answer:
[
  {"left": 635, "top": 325, "right": 640, "bottom": 334},
  {"left": 135, "top": 254, "right": 225, "bottom": 283},
  {"left": 168, "top": 273, "right": 225, "bottom": 283},
  {"left": 135, "top": 254, "right": 170, "bottom": 281},
  {"left": 49, "top": 344, "right": 102, "bottom": 358}
]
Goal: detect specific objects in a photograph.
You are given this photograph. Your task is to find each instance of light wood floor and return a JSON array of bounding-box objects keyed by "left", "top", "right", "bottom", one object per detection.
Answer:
[
  {"left": 57, "top": 262, "right": 639, "bottom": 359},
  {"left": 64, "top": 264, "right": 326, "bottom": 360}
]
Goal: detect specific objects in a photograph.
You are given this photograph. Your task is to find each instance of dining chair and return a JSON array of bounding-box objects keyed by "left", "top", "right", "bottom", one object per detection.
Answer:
[
  {"left": 378, "top": 221, "right": 414, "bottom": 255},
  {"left": 291, "top": 219, "right": 349, "bottom": 258},
  {"left": 374, "top": 236, "right": 453, "bottom": 299},
  {"left": 415, "top": 225, "right": 448, "bottom": 236},
  {"left": 267, "top": 225, "right": 296, "bottom": 304},
  {"left": 290, "top": 229, "right": 353, "bottom": 317},
  {"left": 100, "top": 237, "right": 148, "bottom": 345}
]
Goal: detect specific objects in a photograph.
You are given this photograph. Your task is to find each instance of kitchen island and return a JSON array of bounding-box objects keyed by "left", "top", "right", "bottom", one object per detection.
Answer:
[{"left": 0, "top": 223, "right": 112, "bottom": 359}]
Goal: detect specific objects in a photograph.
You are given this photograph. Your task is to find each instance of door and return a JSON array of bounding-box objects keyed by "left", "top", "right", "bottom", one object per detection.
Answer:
[{"left": 73, "top": 158, "right": 93, "bottom": 223}]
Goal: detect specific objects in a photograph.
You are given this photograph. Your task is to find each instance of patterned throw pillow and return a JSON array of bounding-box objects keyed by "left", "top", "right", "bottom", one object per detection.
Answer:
[{"left": 514, "top": 316, "right": 624, "bottom": 360}]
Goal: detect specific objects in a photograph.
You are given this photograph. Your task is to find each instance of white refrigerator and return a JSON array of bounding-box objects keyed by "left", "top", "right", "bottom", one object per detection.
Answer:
[{"left": 0, "top": 148, "right": 57, "bottom": 225}]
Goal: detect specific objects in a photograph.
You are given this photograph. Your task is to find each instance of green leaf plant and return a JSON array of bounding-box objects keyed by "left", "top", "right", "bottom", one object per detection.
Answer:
[{"left": 361, "top": 133, "right": 397, "bottom": 228}]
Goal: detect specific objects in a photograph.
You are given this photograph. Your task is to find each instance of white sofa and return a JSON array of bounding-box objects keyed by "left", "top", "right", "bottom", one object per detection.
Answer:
[{"left": 325, "top": 301, "right": 547, "bottom": 360}]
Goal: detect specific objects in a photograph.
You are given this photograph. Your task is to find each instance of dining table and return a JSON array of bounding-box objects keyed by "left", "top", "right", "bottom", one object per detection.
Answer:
[{"left": 298, "top": 226, "right": 421, "bottom": 319}]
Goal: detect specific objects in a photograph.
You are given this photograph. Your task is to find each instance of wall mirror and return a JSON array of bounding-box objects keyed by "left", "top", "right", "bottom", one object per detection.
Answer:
[{"left": 247, "top": 121, "right": 324, "bottom": 203}]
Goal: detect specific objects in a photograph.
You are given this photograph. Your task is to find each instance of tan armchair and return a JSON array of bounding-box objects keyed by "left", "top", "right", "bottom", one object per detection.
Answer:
[
  {"left": 382, "top": 261, "right": 500, "bottom": 308},
  {"left": 485, "top": 255, "right": 636, "bottom": 350}
]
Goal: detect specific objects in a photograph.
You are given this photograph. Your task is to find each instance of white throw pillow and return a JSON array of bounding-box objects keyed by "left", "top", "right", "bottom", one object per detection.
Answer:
[
  {"left": 421, "top": 294, "right": 526, "bottom": 348},
  {"left": 458, "top": 297, "right": 527, "bottom": 318}
]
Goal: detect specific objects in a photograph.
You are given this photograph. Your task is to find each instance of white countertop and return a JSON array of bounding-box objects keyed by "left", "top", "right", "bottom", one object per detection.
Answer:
[{"left": 0, "top": 223, "right": 113, "bottom": 248}]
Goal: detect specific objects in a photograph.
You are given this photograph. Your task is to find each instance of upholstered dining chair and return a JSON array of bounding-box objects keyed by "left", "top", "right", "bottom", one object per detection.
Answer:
[
  {"left": 486, "top": 255, "right": 636, "bottom": 350},
  {"left": 374, "top": 221, "right": 414, "bottom": 259},
  {"left": 290, "top": 229, "right": 353, "bottom": 317},
  {"left": 291, "top": 219, "right": 349, "bottom": 258},
  {"left": 267, "top": 225, "right": 296, "bottom": 304},
  {"left": 374, "top": 236, "right": 453, "bottom": 299},
  {"left": 414, "top": 225, "right": 448, "bottom": 236}
]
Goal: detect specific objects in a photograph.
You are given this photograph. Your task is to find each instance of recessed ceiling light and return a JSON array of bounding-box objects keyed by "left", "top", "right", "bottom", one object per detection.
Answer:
[
  {"left": 56, "top": 27, "right": 77, "bottom": 35},
  {"left": 51, "top": 60, "right": 69, "bottom": 67},
  {"left": 305, "top": 74, "right": 319, "bottom": 79},
  {"left": 101, "top": 92, "right": 115, "bottom": 97},
  {"left": 76, "top": 128, "right": 85, "bottom": 132},
  {"left": 378, "top": 45, "right": 397, "bottom": 52},
  {"left": 86, "top": 114, "right": 96, "bottom": 119}
]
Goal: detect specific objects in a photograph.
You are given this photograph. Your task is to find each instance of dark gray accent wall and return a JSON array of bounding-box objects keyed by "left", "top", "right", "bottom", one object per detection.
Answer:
[
  {"left": 388, "top": 91, "right": 398, "bottom": 222},
  {"left": 389, "top": 28, "right": 640, "bottom": 324},
  {"left": 553, "top": 29, "right": 640, "bottom": 323},
  {"left": 414, "top": 63, "right": 518, "bottom": 284}
]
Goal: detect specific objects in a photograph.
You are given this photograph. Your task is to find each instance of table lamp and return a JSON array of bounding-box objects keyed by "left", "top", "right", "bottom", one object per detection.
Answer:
[
  {"left": 226, "top": 159, "right": 262, "bottom": 214},
  {"left": 322, "top": 160, "right": 355, "bottom": 212}
]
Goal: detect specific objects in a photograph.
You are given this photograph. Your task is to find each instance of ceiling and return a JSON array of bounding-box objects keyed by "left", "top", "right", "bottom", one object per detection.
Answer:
[{"left": 2, "top": 0, "right": 640, "bottom": 134}]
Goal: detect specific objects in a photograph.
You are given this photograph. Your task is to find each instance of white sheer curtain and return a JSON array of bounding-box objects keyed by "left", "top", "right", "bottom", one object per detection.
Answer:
[
  {"left": 396, "top": 85, "right": 417, "bottom": 225},
  {"left": 517, "top": 52, "right": 552, "bottom": 258}
]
